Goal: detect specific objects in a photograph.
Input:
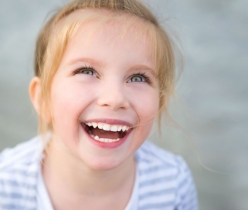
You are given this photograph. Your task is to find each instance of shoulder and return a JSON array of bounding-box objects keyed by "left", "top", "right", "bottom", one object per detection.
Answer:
[
  {"left": 0, "top": 136, "right": 42, "bottom": 171},
  {"left": 136, "top": 140, "right": 188, "bottom": 173},
  {"left": 0, "top": 136, "right": 43, "bottom": 209},
  {"left": 136, "top": 141, "right": 198, "bottom": 210}
]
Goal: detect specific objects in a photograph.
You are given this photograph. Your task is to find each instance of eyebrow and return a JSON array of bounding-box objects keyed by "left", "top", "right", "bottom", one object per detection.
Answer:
[
  {"left": 68, "top": 57, "right": 106, "bottom": 68},
  {"left": 130, "top": 65, "right": 157, "bottom": 78}
]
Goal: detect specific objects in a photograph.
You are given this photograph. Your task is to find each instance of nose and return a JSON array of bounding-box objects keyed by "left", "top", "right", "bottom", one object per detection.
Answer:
[{"left": 96, "top": 80, "right": 130, "bottom": 110}]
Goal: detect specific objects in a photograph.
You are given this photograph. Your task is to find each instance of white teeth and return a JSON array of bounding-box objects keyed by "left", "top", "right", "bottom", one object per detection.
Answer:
[
  {"left": 85, "top": 122, "right": 130, "bottom": 143},
  {"left": 102, "top": 124, "right": 111, "bottom": 131},
  {"left": 91, "top": 136, "right": 121, "bottom": 143},
  {"left": 111, "top": 125, "right": 118, "bottom": 132},
  {"left": 94, "top": 135, "right": 100, "bottom": 140},
  {"left": 86, "top": 122, "right": 130, "bottom": 132},
  {"left": 92, "top": 122, "right": 97, "bottom": 128},
  {"left": 98, "top": 123, "right": 103, "bottom": 129},
  {"left": 98, "top": 138, "right": 120, "bottom": 143}
]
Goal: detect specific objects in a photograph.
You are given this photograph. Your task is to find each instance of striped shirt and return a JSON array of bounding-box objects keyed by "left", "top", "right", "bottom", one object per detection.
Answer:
[{"left": 0, "top": 136, "right": 197, "bottom": 210}]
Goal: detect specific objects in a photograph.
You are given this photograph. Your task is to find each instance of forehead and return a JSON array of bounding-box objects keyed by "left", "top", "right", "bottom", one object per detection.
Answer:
[
  {"left": 56, "top": 9, "right": 156, "bottom": 54},
  {"left": 55, "top": 9, "right": 156, "bottom": 66}
]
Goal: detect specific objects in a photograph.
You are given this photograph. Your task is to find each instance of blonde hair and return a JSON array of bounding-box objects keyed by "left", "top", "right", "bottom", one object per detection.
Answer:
[{"left": 34, "top": 0, "right": 180, "bottom": 135}]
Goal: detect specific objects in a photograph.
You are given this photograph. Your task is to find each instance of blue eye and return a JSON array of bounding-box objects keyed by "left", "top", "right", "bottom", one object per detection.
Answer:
[
  {"left": 129, "top": 75, "right": 145, "bottom": 82},
  {"left": 127, "top": 73, "right": 151, "bottom": 84},
  {"left": 74, "top": 66, "right": 97, "bottom": 77},
  {"left": 80, "top": 69, "right": 94, "bottom": 75}
]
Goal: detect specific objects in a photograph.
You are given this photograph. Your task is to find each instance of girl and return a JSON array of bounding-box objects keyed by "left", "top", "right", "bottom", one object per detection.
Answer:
[{"left": 0, "top": 0, "right": 197, "bottom": 209}]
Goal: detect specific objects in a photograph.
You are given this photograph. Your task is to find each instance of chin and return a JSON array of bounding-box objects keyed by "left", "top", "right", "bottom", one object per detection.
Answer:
[{"left": 84, "top": 157, "right": 125, "bottom": 171}]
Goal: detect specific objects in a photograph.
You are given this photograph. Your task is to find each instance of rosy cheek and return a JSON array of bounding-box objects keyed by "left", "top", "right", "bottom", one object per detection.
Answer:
[{"left": 137, "top": 93, "right": 159, "bottom": 117}]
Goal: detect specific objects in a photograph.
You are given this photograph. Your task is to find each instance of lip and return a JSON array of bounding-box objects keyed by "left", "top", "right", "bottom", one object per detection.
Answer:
[{"left": 81, "top": 120, "right": 133, "bottom": 149}]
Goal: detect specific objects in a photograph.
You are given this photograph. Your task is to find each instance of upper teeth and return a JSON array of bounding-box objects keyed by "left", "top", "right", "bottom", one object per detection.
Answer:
[{"left": 85, "top": 122, "right": 129, "bottom": 132}]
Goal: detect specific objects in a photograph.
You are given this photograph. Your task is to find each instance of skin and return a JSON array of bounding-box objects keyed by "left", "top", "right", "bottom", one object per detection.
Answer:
[{"left": 30, "top": 11, "right": 159, "bottom": 210}]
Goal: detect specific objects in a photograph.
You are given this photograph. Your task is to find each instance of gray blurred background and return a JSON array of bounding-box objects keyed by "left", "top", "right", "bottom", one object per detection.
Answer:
[{"left": 0, "top": 0, "right": 247, "bottom": 209}]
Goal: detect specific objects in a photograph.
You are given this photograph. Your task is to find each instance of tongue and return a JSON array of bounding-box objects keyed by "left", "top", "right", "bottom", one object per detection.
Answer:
[{"left": 91, "top": 128, "right": 120, "bottom": 139}]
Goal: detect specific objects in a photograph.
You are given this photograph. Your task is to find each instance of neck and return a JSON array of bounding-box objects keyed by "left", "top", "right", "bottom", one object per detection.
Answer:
[{"left": 42, "top": 137, "right": 136, "bottom": 196}]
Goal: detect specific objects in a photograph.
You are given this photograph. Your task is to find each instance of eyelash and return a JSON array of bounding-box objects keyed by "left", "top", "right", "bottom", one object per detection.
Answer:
[
  {"left": 128, "top": 72, "right": 152, "bottom": 84},
  {"left": 73, "top": 67, "right": 152, "bottom": 85},
  {"left": 73, "top": 65, "right": 97, "bottom": 77}
]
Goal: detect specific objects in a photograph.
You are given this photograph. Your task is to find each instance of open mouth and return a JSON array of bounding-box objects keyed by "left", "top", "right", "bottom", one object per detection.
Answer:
[{"left": 83, "top": 122, "right": 131, "bottom": 143}]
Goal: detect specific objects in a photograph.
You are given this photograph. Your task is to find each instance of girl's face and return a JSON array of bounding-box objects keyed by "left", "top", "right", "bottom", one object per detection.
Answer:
[{"left": 49, "top": 14, "right": 159, "bottom": 171}]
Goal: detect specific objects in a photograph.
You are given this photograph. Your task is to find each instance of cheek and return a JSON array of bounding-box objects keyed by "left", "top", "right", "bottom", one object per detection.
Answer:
[
  {"left": 51, "top": 80, "right": 93, "bottom": 112},
  {"left": 50, "top": 84, "right": 84, "bottom": 129},
  {"left": 132, "top": 89, "right": 160, "bottom": 121}
]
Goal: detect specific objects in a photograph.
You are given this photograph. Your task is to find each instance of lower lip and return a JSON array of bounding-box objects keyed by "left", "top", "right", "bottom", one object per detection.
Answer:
[{"left": 81, "top": 124, "right": 132, "bottom": 149}]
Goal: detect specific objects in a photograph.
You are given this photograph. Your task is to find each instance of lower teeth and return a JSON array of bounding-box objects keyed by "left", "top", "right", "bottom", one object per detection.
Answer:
[{"left": 90, "top": 135, "right": 120, "bottom": 143}]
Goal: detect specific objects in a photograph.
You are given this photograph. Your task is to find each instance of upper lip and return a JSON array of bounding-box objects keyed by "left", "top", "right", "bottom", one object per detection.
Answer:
[{"left": 83, "top": 119, "right": 133, "bottom": 127}]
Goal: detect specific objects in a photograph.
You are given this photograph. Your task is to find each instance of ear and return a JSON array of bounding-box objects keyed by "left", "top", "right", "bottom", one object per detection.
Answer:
[
  {"left": 29, "top": 77, "right": 51, "bottom": 123},
  {"left": 29, "top": 77, "right": 41, "bottom": 114}
]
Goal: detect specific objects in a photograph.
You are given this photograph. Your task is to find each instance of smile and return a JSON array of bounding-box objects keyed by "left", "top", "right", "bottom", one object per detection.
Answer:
[{"left": 83, "top": 122, "right": 131, "bottom": 143}]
